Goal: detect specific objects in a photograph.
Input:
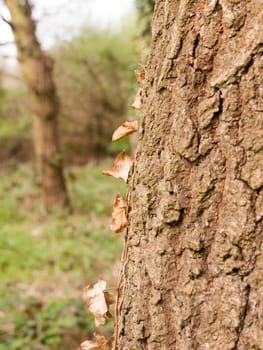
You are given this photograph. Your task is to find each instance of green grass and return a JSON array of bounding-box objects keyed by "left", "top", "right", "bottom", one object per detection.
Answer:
[
  {"left": 0, "top": 115, "right": 30, "bottom": 141},
  {"left": 0, "top": 162, "right": 126, "bottom": 350}
]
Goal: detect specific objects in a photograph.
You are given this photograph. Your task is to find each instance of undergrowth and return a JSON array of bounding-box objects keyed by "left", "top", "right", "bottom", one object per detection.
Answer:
[{"left": 0, "top": 162, "right": 125, "bottom": 350}]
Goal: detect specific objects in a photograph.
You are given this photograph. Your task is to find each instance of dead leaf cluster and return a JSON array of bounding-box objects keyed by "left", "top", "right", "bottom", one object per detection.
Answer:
[
  {"left": 131, "top": 87, "right": 143, "bottom": 110},
  {"left": 83, "top": 279, "right": 114, "bottom": 327},
  {"left": 110, "top": 194, "right": 128, "bottom": 233},
  {"left": 134, "top": 65, "right": 145, "bottom": 85},
  {"left": 81, "top": 333, "right": 111, "bottom": 350},
  {"left": 81, "top": 64, "right": 144, "bottom": 350},
  {"left": 112, "top": 120, "right": 138, "bottom": 142},
  {"left": 102, "top": 151, "right": 133, "bottom": 183}
]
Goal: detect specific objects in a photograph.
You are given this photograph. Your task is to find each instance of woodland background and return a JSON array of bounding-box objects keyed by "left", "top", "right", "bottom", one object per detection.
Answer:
[{"left": 0, "top": 1, "right": 154, "bottom": 349}]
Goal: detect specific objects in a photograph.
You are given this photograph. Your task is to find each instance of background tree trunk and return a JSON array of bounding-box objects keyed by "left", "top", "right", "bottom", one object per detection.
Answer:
[
  {"left": 5, "top": 0, "right": 69, "bottom": 211},
  {"left": 116, "top": 1, "right": 263, "bottom": 349}
]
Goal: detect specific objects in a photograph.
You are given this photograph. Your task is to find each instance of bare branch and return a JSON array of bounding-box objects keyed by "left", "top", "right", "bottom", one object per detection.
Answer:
[
  {"left": 0, "top": 41, "right": 14, "bottom": 46},
  {"left": 0, "top": 14, "right": 13, "bottom": 28},
  {"left": 0, "top": 53, "right": 16, "bottom": 59},
  {"left": 2, "top": 71, "right": 21, "bottom": 81}
]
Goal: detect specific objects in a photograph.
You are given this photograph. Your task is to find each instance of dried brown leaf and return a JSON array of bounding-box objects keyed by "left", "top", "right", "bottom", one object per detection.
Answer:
[
  {"left": 134, "top": 65, "right": 145, "bottom": 84},
  {"left": 81, "top": 333, "right": 111, "bottom": 350},
  {"left": 83, "top": 279, "right": 112, "bottom": 327},
  {"left": 110, "top": 194, "right": 128, "bottom": 233},
  {"left": 104, "top": 291, "right": 116, "bottom": 306},
  {"left": 131, "top": 87, "right": 143, "bottom": 110},
  {"left": 112, "top": 120, "right": 138, "bottom": 142},
  {"left": 102, "top": 151, "right": 133, "bottom": 183}
]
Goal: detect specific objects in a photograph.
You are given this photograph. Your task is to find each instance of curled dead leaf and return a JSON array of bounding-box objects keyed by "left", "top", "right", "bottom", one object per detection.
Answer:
[
  {"left": 104, "top": 291, "right": 116, "bottom": 306},
  {"left": 131, "top": 87, "right": 143, "bottom": 110},
  {"left": 110, "top": 194, "right": 128, "bottom": 233},
  {"left": 112, "top": 120, "right": 138, "bottom": 142},
  {"left": 134, "top": 65, "right": 145, "bottom": 84},
  {"left": 102, "top": 151, "right": 133, "bottom": 183},
  {"left": 83, "top": 279, "right": 113, "bottom": 327},
  {"left": 81, "top": 333, "right": 111, "bottom": 350}
]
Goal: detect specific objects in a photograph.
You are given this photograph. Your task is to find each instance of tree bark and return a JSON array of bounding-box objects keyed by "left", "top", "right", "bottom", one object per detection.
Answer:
[
  {"left": 5, "top": 0, "right": 69, "bottom": 211},
  {"left": 116, "top": 1, "right": 263, "bottom": 349}
]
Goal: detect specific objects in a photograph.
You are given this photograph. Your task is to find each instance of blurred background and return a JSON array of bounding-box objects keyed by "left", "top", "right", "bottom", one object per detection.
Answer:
[{"left": 0, "top": 0, "right": 154, "bottom": 349}]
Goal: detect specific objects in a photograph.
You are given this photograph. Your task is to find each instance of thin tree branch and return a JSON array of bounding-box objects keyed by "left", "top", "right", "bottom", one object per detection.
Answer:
[
  {"left": 2, "top": 71, "right": 21, "bottom": 80},
  {"left": 1, "top": 53, "right": 13, "bottom": 58},
  {"left": 0, "top": 41, "right": 14, "bottom": 46},
  {"left": 0, "top": 14, "right": 13, "bottom": 28}
]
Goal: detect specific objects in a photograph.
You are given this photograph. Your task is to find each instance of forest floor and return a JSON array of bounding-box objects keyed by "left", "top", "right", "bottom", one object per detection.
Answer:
[{"left": 0, "top": 162, "right": 125, "bottom": 350}]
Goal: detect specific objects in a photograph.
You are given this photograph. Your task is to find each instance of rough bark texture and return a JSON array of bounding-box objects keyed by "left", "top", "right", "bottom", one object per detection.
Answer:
[
  {"left": 5, "top": 0, "right": 69, "bottom": 211},
  {"left": 116, "top": 1, "right": 263, "bottom": 349}
]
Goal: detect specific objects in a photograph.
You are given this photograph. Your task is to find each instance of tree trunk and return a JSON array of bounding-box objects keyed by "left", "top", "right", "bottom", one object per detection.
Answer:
[
  {"left": 116, "top": 1, "right": 263, "bottom": 349},
  {"left": 5, "top": 0, "right": 69, "bottom": 211}
]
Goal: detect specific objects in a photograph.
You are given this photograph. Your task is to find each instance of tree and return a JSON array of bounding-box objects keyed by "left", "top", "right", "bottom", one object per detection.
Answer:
[
  {"left": 115, "top": 1, "right": 263, "bottom": 349},
  {"left": 4, "top": 0, "right": 69, "bottom": 211},
  {"left": 54, "top": 25, "right": 137, "bottom": 163}
]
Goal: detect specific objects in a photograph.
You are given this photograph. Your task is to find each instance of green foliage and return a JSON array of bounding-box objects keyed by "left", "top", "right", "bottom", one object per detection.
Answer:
[
  {"left": 136, "top": 0, "right": 155, "bottom": 38},
  {"left": 0, "top": 82, "right": 31, "bottom": 163},
  {"left": 0, "top": 293, "right": 92, "bottom": 350},
  {"left": 107, "top": 137, "right": 130, "bottom": 154},
  {"left": 0, "top": 163, "right": 124, "bottom": 349},
  {"left": 0, "top": 83, "right": 30, "bottom": 135},
  {"left": 0, "top": 115, "right": 29, "bottom": 140},
  {"left": 54, "top": 21, "right": 138, "bottom": 162},
  {"left": 0, "top": 15, "right": 138, "bottom": 350},
  {"left": 0, "top": 75, "right": 6, "bottom": 116},
  {"left": 0, "top": 19, "right": 138, "bottom": 165}
]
